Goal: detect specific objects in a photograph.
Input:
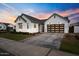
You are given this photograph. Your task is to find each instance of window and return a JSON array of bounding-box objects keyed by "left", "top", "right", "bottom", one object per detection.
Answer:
[
  {"left": 19, "top": 18, "right": 20, "bottom": 21},
  {"left": 18, "top": 23, "right": 22, "bottom": 29},
  {"left": 54, "top": 15, "right": 55, "bottom": 18},
  {"left": 34, "top": 24, "right": 36, "bottom": 28},
  {"left": 27, "top": 23, "right": 29, "bottom": 29}
]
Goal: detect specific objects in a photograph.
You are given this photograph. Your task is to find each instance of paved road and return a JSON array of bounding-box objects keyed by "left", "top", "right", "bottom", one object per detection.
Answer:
[{"left": 21, "top": 33, "right": 64, "bottom": 49}]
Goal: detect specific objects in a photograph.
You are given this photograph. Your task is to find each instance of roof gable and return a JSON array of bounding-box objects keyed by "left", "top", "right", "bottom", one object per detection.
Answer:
[
  {"left": 15, "top": 16, "right": 27, "bottom": 22},
  {"left": 15, "top": 16, "right": 20, "bottom": 22},
  {"left": 15, "top": 13, "right": 44, "bottom": 24},
  {"left": 21, "top": 14, "right": 40, "bottom": 23},
  {"left": 47, "top": 13, "right": 70, "bottom": 22}
]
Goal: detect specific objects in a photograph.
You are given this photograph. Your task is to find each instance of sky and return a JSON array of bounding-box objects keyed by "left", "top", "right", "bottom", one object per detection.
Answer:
[{"left": 0, "top": 3, "right": 79, "bottom": 24}]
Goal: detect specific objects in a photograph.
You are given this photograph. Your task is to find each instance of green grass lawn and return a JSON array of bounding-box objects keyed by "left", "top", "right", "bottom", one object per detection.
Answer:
[
  {"left": 0, "top": 32, "right": 32, "bottom": 41},
  {"left": 60, "top": 33, "right": 79, "bottom": 55}
]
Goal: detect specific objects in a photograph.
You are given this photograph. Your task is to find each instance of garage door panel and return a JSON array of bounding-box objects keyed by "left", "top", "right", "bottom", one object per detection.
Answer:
[
  {"left": 60, "top": 27, "right": 64, "bottom": 28},
  {"left": 55, "top": 31, "right": 59, "bottom": 33},
  {"left": 51, "top": 30, "right": 54, "bottom": 32},
  {"left": 55, "top": 29, "right": 60, "bottom": 30},
  {"left": 51, "top": 29, "right": 54, "bottom": 30},
  {"left": 51, "top": 27, "right": 54, "bottom": 28},
  {"left": 60, "top": 24, "right": 64, "bottom": 26},
  {"left": 60, "top": 29, "right": 64, "bottom": 31},
  {"left": 47, "top": 24, "right": 64, "bottom": 33},
  {"left": 60, "top": 31, "right": 64, "bottom": 32},
  {"left": 55, "top": 27, "right": 59, "bottom": 28}
]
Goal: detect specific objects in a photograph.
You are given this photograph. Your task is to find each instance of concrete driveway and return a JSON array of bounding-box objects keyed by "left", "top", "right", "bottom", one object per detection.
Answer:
[
  {"left": 0, "top": 38, "right": 49, "bottom": 56},
  {"left": 21, "top": 33, "right": 64, "bottom": 49}
]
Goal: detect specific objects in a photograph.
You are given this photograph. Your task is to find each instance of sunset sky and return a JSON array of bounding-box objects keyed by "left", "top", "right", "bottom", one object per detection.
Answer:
[{"left": 0, "top": 3, "right": 79, "bottom": 24}]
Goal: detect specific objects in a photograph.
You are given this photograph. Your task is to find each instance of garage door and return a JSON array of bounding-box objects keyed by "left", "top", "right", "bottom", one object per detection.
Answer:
[{"left": 47, "top": 24, "right": 64, "bottom": 33}]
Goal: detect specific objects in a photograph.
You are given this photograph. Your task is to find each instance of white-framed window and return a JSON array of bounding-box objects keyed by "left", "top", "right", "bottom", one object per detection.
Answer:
[
  {"left": 18, "top": 23, "right": 22, "bottom": 29},
  {"left": 34, "top": 24, "right": 36, "bottom": 28},
  {"left": 54, "top": 15, "right": 55, "bottom": 18},
  {"left": 27, "top": 23, "right": 29, "bottom": 29},
  {"left": 18, "top": 18, "right": 21, "bottom": 21}
]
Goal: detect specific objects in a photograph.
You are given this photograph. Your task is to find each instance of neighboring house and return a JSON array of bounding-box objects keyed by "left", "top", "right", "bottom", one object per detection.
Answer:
[
  {"left": 0, "top": 23, "right": 7, "bottom": 31},
  {"left": 0, "top": 22, "right": 15, "bottom": 32},
  {"left": 8, "top": 24, "right": 15, "bottom": 32},
  {"left": 15, "top": 13, "right": 70, "bottom": 33},
  {"left": 70, "top": 22, "right": 79, "bottom": 33}
]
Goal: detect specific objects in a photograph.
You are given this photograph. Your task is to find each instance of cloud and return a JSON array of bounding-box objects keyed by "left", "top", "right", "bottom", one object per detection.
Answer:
[
  {"left": 1, "top": 3, "right": 21, "bottom": 15},
  {"left": 22, "top": 9, "right": 36, "bottom": 15},
  {"left": 32, "top": 13, "right": 52, "bottom": 19},
  {"left": 0, "top": 9, "right": 16, "bottom": 24},
  {"left": 0, "top": 3, "right": 79, "bottom": 24},
  {"left": 33, "top": 8, "right": 79, "bottom": 20},
  {"left": 0, "top": 3, "right": 20, "bottom": 24},
  {"left": 58, "top": 9, "right": 79, "bottom": 17},
  {"left": 21, "top": 9, "right": 51, "bottom": 19},
  {"left": 0, "top": 10, "right": 16, "bottom": 24},
  {"left": 0, "top": 3, "right": 38, "bottom": 24}
]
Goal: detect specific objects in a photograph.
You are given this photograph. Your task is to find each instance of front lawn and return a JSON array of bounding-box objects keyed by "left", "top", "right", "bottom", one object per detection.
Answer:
[
  {"left": 0, "top": 32, "right": 32, "bottom": 41},
  {"left": 60, "top": 33, "right": 79, "bottom": 55}
]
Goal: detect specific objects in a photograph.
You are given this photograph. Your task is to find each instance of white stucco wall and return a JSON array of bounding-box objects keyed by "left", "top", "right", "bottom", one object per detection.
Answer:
[
  {"left": 74, "top": 26, "right": 79, "bottom": 33},
  {"left": 15, "top": 15, "right": 39, "bottom": 33},
  {"left": 44, "top": 16, "right": 69, "bottom": 33}
]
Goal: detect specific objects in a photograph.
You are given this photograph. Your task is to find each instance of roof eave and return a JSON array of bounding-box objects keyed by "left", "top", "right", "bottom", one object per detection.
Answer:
[{"left": 15, "top": 16, "right": 20, "bottom": 22}]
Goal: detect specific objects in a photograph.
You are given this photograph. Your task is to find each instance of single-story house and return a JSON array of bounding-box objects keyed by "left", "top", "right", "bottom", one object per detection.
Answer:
[
  {"left": 70, "top": 22, "right": 79, "bottom": 33},
  {"left": 15, "top": 13, "right": 70, "bottom": 33}
]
